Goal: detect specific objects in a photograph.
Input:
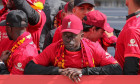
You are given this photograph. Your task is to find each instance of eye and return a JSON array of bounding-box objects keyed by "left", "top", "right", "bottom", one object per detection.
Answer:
[
  {"left": 87, "top": 7, "right": 93, "bottom": 11},
  {"left": 79, "top": 7, "right": 84, "bottom": 11}
]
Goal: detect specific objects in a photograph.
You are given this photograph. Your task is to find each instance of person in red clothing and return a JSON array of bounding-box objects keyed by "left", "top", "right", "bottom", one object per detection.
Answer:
[
  {"left": 51, "top": 0, "right": 117, "bottom": 52},
  {"left": 83, "top": 10, "right": 117, "bottom": 46},
  {"left": 24, "top": 14, "right": 122, "bottom": 82},
  {"left": 115, "top": 0, "right": 140, "bottom": 75},
  {"left": 42, "top": 1, "right": 74, "bottom": 49},
  {"left": 0, "top": 0, "right": 8, "bottom": 18},
  {"left": 52, "top": 1, "right": 74, "bottom": 43},
  {"left": 0, "top": 0, "right": 14, "bottom": 57},
  {"left": 0, "top": 0, "right": 8, "bottom": 42},
  {"left": 0, "top": 0, "right": 46, "bottom": 52},
  {"left": 0, "top": 10, "right": 38, "bottom": 75}
]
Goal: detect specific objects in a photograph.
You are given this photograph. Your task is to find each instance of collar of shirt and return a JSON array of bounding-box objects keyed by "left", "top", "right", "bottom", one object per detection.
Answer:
[{"left": 126, "top": 11, "right": 140, "bottom": 20}]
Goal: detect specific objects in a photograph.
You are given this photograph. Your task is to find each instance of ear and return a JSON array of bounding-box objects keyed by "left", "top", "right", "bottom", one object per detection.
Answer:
[
  {"left": 80, "top": 32, "right": 84, "bottom": 38},
  {"left": 72, "top": 7, "right": 76, "bottom": 14},
  {"left": 61, "top": 12, "right": 66, "bottom": 20},
  {"left": 125, "top": 0, "right": 129, "bottom": 6},
  {"left": 90, "top": 27, "right": 96, "bottom": 32}
]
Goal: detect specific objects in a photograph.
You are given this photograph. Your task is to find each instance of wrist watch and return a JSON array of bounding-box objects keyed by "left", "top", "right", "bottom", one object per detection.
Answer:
[{"left": 0, "top": 61, "right": 5, "bottom": 65}]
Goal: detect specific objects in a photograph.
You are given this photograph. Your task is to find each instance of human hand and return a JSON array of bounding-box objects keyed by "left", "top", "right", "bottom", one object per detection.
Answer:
[
  {"left": 104, "top": 31, "right": 114, "bottom": 38},
  {"left": 0, "top": 50, "right": 11, "bottom": 63},
  {"left": 63, "top": 68, "right": 82, "bottom": 83}
]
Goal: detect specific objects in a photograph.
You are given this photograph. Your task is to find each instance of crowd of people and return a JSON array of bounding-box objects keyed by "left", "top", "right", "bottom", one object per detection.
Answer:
[{"left": 0, "top": 0, "right": 140, "bottom": 82}]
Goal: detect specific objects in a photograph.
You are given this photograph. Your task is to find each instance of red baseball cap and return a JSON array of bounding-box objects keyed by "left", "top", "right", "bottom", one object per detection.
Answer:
[
  {"left": 83, "top": 10, "right": 113, "bottom": 33},
  {"left": 61, "top": 14, "right": 83, "bottom": 34}
]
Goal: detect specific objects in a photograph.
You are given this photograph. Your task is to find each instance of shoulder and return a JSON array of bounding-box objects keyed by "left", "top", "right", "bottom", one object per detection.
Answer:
[
  {"left": 15, "top": 42, "right": 38, "bottom": 58},
  {"left": 82, "top": 38, "right": 101, "bottom": 48},
  {"left": 43, "top": 40, "right": 62, "bottom": 51},
  {"left": 126, "top": 15, "right": 140, "bottom": 30}
]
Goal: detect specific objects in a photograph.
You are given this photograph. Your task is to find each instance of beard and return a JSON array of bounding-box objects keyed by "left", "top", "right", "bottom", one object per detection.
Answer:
[{"left": 7, "top": 33, "right": 13, "bottom": 40}]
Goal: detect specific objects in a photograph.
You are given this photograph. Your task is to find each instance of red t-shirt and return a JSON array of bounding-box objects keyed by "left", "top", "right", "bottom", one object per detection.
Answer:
[
  {"left": 115, "top": 15, "right": 140, "bottom": 74},
  {"left": 7, "top": 32, "right": 38, "bottom": 74},
  {"left": 34, "top": 38, "right": 117, "bottom": 68},
  {"left": 27, "top": 10, "right": 46, "bottom": 51},
  {"left": 52, "top": 25, "right": 62, "bottom": 43},
  {"left": 0, "top": 12, "right": 14, "bottom": 56}
]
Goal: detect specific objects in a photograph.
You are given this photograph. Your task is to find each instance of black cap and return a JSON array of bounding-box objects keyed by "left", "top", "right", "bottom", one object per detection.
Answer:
[
  {"left": 0, "top": 10, "right": 28, "bottom": 27},
  {"left": 74, "top": 0, "right": 95, "bottom": 7}
]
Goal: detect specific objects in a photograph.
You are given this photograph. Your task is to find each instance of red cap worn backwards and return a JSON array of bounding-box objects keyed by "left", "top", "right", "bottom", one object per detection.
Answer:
[
  {"left": 83, "top": 10, "right": 113, "bottom": 33},
  {"left": 61, "top": 14, "right": 83, "bottom": 34}
]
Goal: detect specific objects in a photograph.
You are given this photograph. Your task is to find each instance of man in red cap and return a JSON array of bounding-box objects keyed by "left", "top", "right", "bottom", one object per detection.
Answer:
[
  {"left": 83, "top": 10, "right": 117, "bottom": 44},
  {"left": 115, "top": 0, "right": 140, "bottom": 75},
  {"left": 51, "top": 0, "right": 117, "bottom": 52},
  {"left": 24, "top": 14, "right": 122, "bottom": 82},
  {"left": 0, "top": 10, "right": 38, "bottom": 74}
]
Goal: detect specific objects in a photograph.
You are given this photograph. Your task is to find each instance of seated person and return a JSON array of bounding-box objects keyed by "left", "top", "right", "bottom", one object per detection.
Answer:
[{"left": 24, "top": 14, "right": 122, "bottom": 82}]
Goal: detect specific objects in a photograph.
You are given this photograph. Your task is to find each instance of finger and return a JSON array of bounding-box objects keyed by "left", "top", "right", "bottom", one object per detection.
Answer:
[{"left": 70, "top": 72, "right": 80, "bottom": 83}]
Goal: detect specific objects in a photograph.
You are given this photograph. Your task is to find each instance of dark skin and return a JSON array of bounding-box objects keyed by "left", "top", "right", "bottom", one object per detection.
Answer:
[
  {"left": 58, "top": 31, "right": 84, "bottom": 82},
  {"left": 62, "top": 32, "right": 83, "bottom": 52},
  {"left": 6, "top": 0, "right": 16, "bottom": 10},
  {"left": 0, "top": 26, "right": 26, "bottom": 63}
]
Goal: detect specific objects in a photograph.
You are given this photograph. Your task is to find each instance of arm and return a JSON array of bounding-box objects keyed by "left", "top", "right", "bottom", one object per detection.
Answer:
[
  {"left": 24, "top": 60, "right": 59, "bottom": 75},
  {"left": 62, "top": 64, "right": 122, "bottom": 82},
  {"left": 0, "top": 50, "right": 10, "bottom": 74},
  {"left": 13, "top": 0, "right": 40, "bottom": 25},
  {"left": 123, "top": 57, "right": 139, "bottom": 75},
  {"left": 0, "top": 63, "right": 9, "bottom": 74},
  {"left": 82, "top": 63, "right": 122, "bottom": 75}
]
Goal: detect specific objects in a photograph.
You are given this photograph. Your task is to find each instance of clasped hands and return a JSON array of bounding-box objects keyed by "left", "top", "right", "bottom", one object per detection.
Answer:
[{"left": 59, "top": 68, "right": 82, "bottom": 83}]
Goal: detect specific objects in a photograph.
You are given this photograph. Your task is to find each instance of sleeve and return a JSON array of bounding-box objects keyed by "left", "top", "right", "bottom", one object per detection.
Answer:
[
  {"left": 24, "top": 60, "right": 59, "bottom": 75},
  {"left": 0, "top": 64, "right": 10, "bottom": 74},
  {"left": 123, "top": 57, "right": 139, "bottom": 75},
  {"left": 124, "top": 28, "right": 140, "bottom": 58},
  {"left": 13, "top": 0, "right": 40, "bottom": 25},
  {"left": 82, "top": 63, "right": 122, "bottom": 75},
  {"left": 10, "top": 54, "right": 34, "bottom": 75},
  {"left": 33, "top": 44, "right": 55, "bottom": 66},
  {"left": 93, "top": 43, "right": 118, "bottom": 66}
]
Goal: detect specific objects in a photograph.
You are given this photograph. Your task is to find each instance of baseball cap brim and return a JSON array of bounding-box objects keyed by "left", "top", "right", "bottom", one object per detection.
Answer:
[
  {"left": 104, "top": 23, "right": 114, "bottom": 33},
  {"left": 61, "top": 29, "right": 81, "bottom": 34},
  {"left": 76, "top": 2, "right": 95, "bottom": 7},
  {"left": 0, "top": 20, "right": 6, "bottom": 26}
]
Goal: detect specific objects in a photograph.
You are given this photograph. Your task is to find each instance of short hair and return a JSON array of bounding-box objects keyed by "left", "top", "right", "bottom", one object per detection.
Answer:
[
  {"left": 67, "top": 0, "right": 74, "bottom": 13},
  {"left": 133, "top": 0, "right": 140, "bottom": 7},
  {"left": 83, "top": 23, "right": 101, "bottom": 32}
]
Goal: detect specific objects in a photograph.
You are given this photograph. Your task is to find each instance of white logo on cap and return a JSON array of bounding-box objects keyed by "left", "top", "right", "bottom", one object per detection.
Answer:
[{"left": 67, "top": 21, "right": 71, "bottom": 28}]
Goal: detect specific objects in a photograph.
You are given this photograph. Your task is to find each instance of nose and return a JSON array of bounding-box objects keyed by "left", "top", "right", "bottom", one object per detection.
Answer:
[
  {"left": 65, "top": 37, "right": 74, "bottom": 45},
  {"left": 69, "top": 40, "right": 74, "bottom": 45}
]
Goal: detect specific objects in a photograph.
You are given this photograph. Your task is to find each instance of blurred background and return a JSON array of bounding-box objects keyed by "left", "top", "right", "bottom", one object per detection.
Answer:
[{"left": 0, "top": 0, "right": 128, "bottom": 56}]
